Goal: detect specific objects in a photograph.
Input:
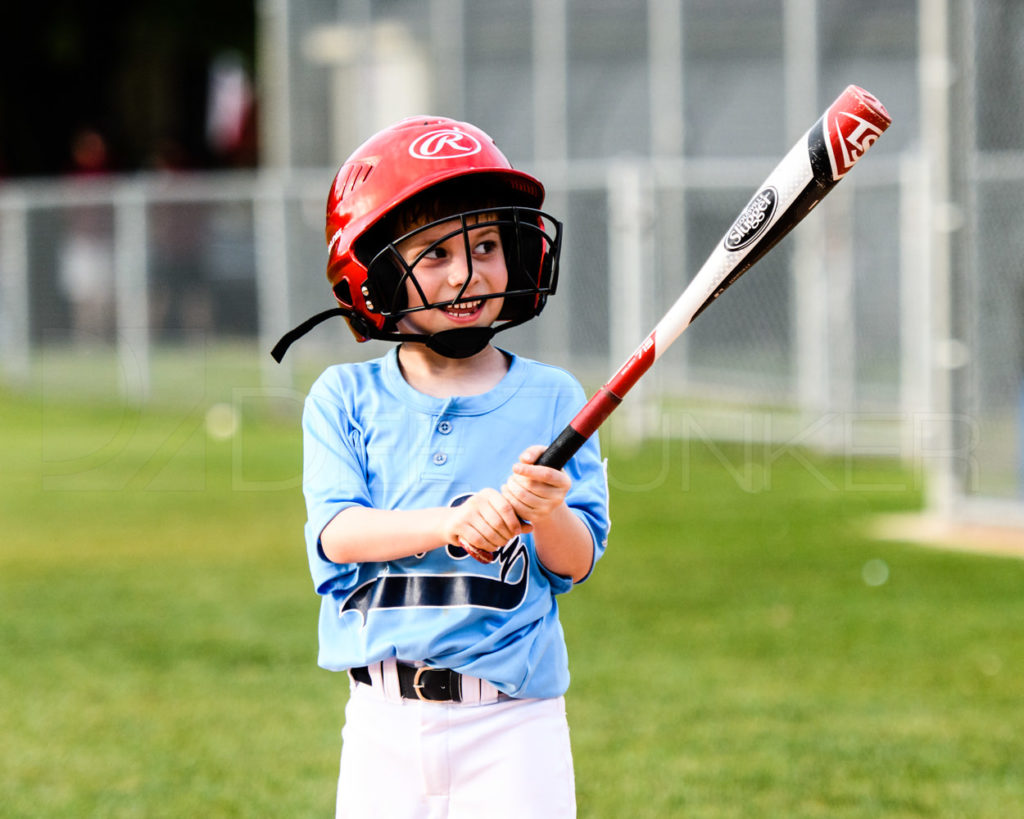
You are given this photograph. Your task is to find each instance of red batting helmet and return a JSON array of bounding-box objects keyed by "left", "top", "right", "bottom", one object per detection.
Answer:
[
  {"left": 269, "top": 116, "right": 562, "bottom": 362},
  {"left": 324, "top": 116, "right": 560, "bottom": 344}
]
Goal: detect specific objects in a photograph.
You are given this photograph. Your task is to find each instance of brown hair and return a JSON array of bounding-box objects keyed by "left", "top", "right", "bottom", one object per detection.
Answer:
[{"left": 356, "top": 175, "right": 526, "bottom": 264}]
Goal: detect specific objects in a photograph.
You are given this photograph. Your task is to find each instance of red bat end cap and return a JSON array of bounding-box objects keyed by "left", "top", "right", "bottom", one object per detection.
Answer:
[
  {"left": 848, "top": 85, "right": 892, "bottom": 126},
  {"left": 824, "top": 85, "right": 893, "bottom": 180}
]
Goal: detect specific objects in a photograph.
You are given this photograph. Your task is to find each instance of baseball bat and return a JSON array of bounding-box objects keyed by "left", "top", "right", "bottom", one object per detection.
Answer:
[{"left": 536, "top": 84, "right": 892, "bottom": 470}]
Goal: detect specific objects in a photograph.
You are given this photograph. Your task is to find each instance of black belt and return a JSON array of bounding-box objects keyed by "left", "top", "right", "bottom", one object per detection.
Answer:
[{"left": 350, "top": 662, "right": 464, "bottom": 703}]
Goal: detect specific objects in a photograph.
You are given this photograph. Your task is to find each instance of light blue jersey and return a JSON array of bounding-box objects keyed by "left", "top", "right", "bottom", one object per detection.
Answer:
[{"left": 302, "top": 347, "right": 609, "bottom": 699}]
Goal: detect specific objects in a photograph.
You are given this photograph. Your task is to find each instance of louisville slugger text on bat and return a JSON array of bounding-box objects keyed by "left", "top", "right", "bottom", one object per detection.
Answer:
[{"left": 535, "top": 84, "right": 892, "bottom": 470}]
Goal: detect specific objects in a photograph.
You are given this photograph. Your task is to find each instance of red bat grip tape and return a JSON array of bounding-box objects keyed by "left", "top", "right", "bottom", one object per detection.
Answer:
[{"left": 536, "top": 333, "right": 657, "bottom": 469}]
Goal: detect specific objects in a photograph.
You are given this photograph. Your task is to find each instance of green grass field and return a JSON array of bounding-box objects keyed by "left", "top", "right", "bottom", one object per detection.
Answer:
[{"left": 3, "top": 383, "right": 1023, "bottom": 817}]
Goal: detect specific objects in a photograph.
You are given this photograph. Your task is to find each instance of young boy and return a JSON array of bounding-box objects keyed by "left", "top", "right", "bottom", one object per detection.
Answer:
[{"left": 280, "top": 116, "right": 609, "bottom": 817}]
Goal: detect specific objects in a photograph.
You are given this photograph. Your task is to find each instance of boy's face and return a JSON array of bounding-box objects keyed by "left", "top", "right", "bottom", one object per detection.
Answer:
[{"left": 394, "top": 214, "right": 508, "bottom": 336}]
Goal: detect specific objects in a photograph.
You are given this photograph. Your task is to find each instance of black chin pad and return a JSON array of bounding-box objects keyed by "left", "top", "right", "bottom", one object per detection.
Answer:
[{"left": 425, "top": 326, "right": 498, "bottom": 359}]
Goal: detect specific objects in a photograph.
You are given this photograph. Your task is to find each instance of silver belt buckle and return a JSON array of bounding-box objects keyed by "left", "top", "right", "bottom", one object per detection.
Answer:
[{"left": 412, "top": 666, "right": 434, "bottom": 701}]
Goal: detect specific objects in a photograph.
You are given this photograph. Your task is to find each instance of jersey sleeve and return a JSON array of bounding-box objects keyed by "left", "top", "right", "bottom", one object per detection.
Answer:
[
  {"left": 536, "top": 373, "right": 611, "bottom": 590},
  {"left": 301, "top": 377, "right": 370, "bottom": 594},
  {"left": 563, "top": 433, "right": 609, "bottom": 585}
]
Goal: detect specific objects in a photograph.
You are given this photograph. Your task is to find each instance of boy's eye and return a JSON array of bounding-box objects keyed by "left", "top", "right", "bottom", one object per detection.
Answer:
[
  {"left": 421, "top": 244, "right": 449, "bottom": 261},
  {"left": 473, "top": 238, "right": 500, "bottom": 255}
]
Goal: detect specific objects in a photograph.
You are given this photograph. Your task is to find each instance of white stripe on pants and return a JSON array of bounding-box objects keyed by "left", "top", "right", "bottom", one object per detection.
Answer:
[{"left": 336, "top": 681, "right": 576, "bottom": 818}]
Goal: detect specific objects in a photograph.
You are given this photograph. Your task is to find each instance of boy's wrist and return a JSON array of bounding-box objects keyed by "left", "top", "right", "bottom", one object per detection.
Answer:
[{"left": 530, "top": 504, "right": 593, "bottom": 583}]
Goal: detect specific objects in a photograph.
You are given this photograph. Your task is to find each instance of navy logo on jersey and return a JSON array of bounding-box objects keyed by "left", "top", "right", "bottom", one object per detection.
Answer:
[{"left": 339, "top": 493, "right": 529, "bottom": 623}]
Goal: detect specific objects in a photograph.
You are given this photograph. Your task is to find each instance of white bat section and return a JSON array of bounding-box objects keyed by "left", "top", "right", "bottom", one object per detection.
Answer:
[{"left": 649, "top": 135, "right": 817, "bottom": 362}]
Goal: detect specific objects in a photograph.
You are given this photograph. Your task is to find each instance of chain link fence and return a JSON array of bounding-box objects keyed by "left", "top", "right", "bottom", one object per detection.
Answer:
[{"left": 2, "top": 0, "right": 1022, "bottom": 525}]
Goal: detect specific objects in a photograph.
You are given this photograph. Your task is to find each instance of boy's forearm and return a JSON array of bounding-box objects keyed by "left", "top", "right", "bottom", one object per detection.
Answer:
[
  {"left": 321, "top": 499, "right": 593, "bottom": 579},
  {"left": 530, "top": 504, "right": 594, "bottom": 583},
  {"left": 320, "top": 506, "right": 449, "bottom": 564}
]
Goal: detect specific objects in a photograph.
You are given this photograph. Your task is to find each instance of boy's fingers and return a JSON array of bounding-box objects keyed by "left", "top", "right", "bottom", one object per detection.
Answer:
[
  {"left": 501, "top": 479, "right": 529, "bottom": 509},
  {"left": 461, "top": 539, "right": 495, "bottom": 564},
  {"left": 476, "top": 488, "right": 521, "bottom": 537},
  {"left": 457, "top": 490, "right": 525, "bottom": 550},
  {"left": 515, "top": 458, "right": 570, "bottom": 479},
  {"left": 518, "top": 444, "right": 547, "bottom": 465},
  {"left": 512, "top": 464, "right": 570, "bottom": 496},
  {"left": 504, "top": 482, "right": 547, "bottom": 519},
  {"left": 461, "top": 520, "right": 504, "bottom": 551},
  {"left": 500, "top": 507, "right": 525, "bottom": 536},
  {"left": 490, "top": 490, "right": 523, "bottom": 535}
]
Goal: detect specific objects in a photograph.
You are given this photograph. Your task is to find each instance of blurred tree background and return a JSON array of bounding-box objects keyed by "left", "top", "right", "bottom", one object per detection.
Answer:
[{"left": 1, "top": 0, "right": 256, "bottom": 176}]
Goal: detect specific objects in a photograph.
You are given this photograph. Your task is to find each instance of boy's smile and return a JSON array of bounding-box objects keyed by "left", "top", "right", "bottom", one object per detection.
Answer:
[{"left": 442, "top": 298, "right": 485, "bottom": 321}]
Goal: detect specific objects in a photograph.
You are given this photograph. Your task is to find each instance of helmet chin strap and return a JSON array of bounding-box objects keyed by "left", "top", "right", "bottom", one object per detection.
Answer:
[
  {"left": 270, "top": 308, "right": 530, "bottom": 363},
  {"left": 420, "top": 326, "right": 496, "bottom": 358}
]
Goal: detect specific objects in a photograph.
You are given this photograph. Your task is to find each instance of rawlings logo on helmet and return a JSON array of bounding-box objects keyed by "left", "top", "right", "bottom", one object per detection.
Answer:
[{"left": 409, "top": 128, "right": 483, "bottom": 160}]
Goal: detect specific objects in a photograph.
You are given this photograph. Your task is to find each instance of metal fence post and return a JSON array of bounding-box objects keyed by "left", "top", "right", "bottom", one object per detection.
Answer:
[
  {"left": 0, "top": 192, "right": 31, "bottom": 385},
  {"left": 255, "top": 172, "right": 293, "bottom": 390},
  {"left": 608, "top": 161, "right": 652, "bottom": 444},
  {"left": 920, "top": 0, "right": 958, "bottom": 517},
  {"left": 785, "top": 0, "right": 828, "bottom": 429},
  {"left": 114, "top": 181, "right": 151, "bottom": 402},
  {"left": 899, "top": 152, "right": 932, "bottom": 462}
]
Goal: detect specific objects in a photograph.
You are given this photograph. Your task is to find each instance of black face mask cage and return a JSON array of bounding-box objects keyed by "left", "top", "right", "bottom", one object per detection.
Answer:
[
  {"left": 363, "top": 206, "right": 562, "bottom": 327},
  {"left": 270, "top": 207, "right": 562, "bottom": 363}
]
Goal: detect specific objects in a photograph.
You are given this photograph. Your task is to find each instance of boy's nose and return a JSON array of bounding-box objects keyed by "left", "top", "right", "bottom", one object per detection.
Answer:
[{"left": 446, "top": 254, "right": 471, "bottom": 287}]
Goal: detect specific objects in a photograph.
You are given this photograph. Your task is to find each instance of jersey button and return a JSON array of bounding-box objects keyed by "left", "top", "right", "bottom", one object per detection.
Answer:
[
  {"left": 432, "top": 452, "right": 448, "bottom": 466},
  {"left": 437, "top": 420, "right": 453, "bottom": 435}
]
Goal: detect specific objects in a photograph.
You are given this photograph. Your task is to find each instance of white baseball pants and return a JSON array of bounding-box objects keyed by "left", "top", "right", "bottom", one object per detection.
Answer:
[{"left": 335, "top": 673, "right": 576, "bottom": 818}]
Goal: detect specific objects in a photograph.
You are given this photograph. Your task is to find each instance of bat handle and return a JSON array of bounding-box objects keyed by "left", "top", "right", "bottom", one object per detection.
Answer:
[
  {"left": 535, "top": 383, "right": 628, "bottom": 470},
  {"left": 465, "top": 424, "right": 583, "bottom": 565},
  {"left": 534, "top": 424, "right": 588, "bottom": 470}
]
